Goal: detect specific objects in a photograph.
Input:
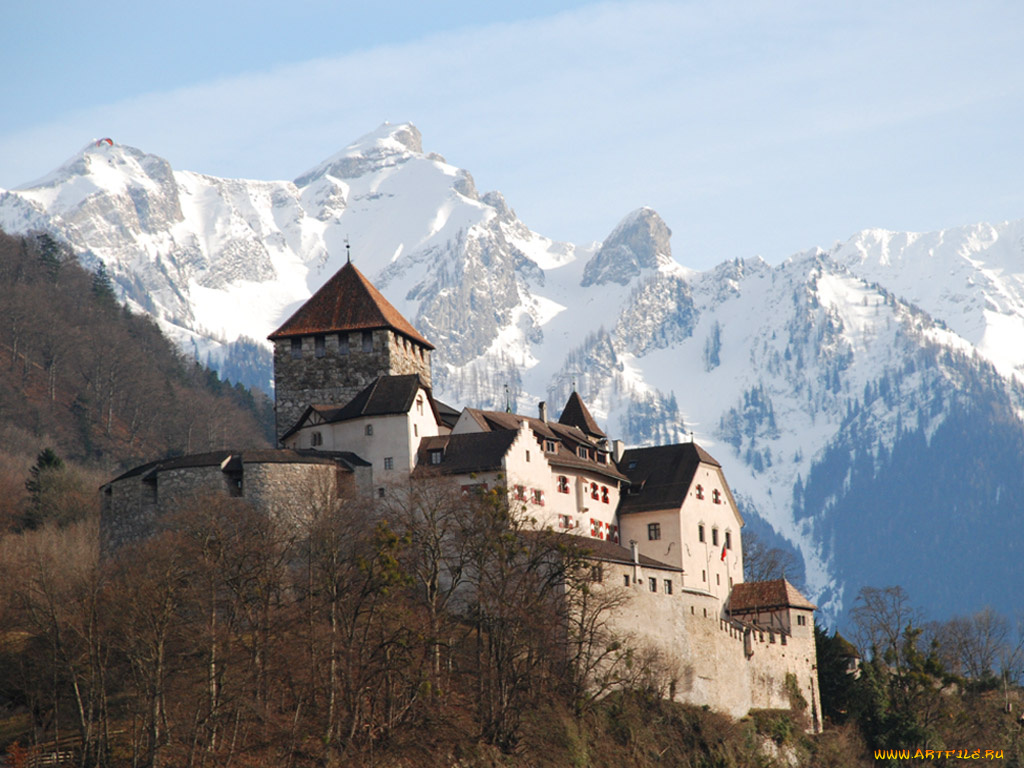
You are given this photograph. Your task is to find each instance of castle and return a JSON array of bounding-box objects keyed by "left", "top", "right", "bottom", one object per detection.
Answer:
[{"left": 101, "top": 259, "right": 821, "bottom": 728}]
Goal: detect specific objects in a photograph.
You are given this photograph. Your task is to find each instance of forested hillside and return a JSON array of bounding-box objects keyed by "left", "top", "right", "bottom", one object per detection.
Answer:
[{"left": 0, "top": 229, "right": 272, "bottom": 530}]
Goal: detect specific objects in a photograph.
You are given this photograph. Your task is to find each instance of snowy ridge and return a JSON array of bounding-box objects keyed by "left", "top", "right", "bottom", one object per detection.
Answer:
[{"left": 2, "top": 124, "right": 1023, "bottom": 622}]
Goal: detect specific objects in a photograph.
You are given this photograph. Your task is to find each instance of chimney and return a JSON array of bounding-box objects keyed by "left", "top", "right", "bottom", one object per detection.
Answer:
[
  {"left": 613, "top": 439, "right": 625, "bottom": 463},
  {"left": 630, "top": 540, "right": 641, "bottom": 586},
  {"left": 539, "top": 401, "right": 548, "bottom": 423}
]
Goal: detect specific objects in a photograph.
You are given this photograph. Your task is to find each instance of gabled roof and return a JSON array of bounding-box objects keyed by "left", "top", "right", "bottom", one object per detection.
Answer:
[
  {"left": 558, "top": 391, "right": 606, "bottom": 438},
  {"left": 727, "top": 579, "right": 817, "bottom": 613},
  {"left": 616, "top": 442, "right": 728, "bottom": 514},
  {"left": 434, "top": 399, "right": 461, "bottom": 429},
  {"left": 281, "top": 374, "right": 434, "bottom": 440},
  {"left": 268, "top": 261, "right": 434, "bottom": 348},
  {"left": 413, "top": 431, "right": 520, "bottom": 476},
  {"left": 458, "top": 408, "right": 627, "bottom": 482}
]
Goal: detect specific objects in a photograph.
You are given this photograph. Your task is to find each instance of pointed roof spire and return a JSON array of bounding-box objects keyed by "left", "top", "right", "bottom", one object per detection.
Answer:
[
  {"left": 558, "top": 390, "right": 605, "bottom": 439},
  {"left": 268, "top": 261, "right": 434, "bottom": 348}
]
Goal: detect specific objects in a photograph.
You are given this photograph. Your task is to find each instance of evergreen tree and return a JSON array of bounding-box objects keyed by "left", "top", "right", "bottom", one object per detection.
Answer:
[{"left": 91, "top": 261, "right": 118, "bottom": 309}]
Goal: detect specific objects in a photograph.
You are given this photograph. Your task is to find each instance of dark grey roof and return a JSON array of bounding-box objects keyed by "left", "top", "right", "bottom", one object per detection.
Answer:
[
  {"left": 558, "top": 391, "right": 606, "bottom": 438},
  {"left": 282, "top": 374, "right": 440, "bottom": 440},
  {"left": 617, "top": 442, "right": 723, "bottom": 514},
  {"left": 459, "top": 408, "right": 627, "bottom": 482},
  {"left": 412, "top": 431, "right": 519, "bottom": 476},
  {"left": 434, "top": 399, "right": 461, "bottom": 429},
  {"left": 109, "top": 448, "right": 369, "bottom": 483},
  {"left": 564, "top": 537, "right": 681, "bottom": 572},
  {"left": 317, "top": 374, "right": 425, "bottom": 420}
]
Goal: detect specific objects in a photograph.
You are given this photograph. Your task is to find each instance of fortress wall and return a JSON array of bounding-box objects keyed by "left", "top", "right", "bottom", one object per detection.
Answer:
[
  {"left": 593, "top": 562, "right": 820, "bottom": 725},
  {"left": 596, "top": 564, "right": 753, "bottom": 718},
  {"left": 101, "top": 460, "right": 369, "bottom": 555},
  {"left": 102, "top": 477, "right": 156, "bottom": 554},
  {"left": 745, "top": 626, "right": 821, "bottom": 728},
  {"left": 243, "top": 461, "right": 349, "bottom": 528}
]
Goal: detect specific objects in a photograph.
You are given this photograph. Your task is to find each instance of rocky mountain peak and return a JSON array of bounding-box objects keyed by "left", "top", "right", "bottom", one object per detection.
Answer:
[
  {"left": 294, "top": 122, "right": 424, "bottom": 187},
  {"left": 580, "top": 207, "right": 673, "bottom": 287}
]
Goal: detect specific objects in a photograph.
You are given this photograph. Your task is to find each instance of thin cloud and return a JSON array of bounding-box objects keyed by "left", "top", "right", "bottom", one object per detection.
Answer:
[{"left": 2, "top": 0, "right": 1022, "bottom": 267}]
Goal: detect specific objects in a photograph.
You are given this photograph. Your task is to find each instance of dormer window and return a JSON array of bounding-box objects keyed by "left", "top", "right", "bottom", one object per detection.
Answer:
[
  {"left": 627, "top": 460, "right": 638, "bottom": 470},
  {"left": 597, "top": 452, "right": 607, "bottom": 464},
  {"left": 578, "top": 446, "right": 588, "bottom": 459},
  {"left": 428, "top": 448, "right": 443, "bottom": 465},
  {"left": 545, "top": 440, "right": 556, "bottom": 453}
]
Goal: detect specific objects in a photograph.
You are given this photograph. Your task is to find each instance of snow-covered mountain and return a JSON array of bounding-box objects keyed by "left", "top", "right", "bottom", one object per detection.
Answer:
[{"left": 3, "top": 124, "right": 1022, "bottom": 625}]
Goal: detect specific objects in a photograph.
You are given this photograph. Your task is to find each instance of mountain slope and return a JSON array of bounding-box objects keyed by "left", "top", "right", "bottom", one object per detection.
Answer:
[{"left": 2, "top": 125, "right": 1022, "bottom": 624}]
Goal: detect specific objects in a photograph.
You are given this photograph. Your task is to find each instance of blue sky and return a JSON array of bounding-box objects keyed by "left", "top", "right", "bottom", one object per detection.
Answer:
[{"left": 3, "top": 0, "right": 1023, "bottom": 270}]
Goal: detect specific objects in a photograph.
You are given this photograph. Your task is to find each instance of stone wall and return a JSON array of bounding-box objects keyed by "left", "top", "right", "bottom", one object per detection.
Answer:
[
  {"left": 101, "top": 457, "right": 369, "bottom": 555},
  {"left": 273, "top": 329, "right": 432, "bottom": 441},
  {"left": 594, "top": 559, "right": 820, "bottom": 729},
  {"left": 243, "top": 461, "right": 365, "bottom": 529}
]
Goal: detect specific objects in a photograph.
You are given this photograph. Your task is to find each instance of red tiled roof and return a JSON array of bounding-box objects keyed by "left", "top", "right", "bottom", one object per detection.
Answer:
[
  {"left": 268, "top": 261, "right": 434, "bottom": 348},
  {"left": 727, "top": 579, "right": 817, "bottom": 613}
]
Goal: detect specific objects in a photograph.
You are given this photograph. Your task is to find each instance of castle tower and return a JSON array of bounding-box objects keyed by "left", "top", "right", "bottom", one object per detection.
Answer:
[{"left": 268, "top": 261, "right": 434, "bottom": 442}]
